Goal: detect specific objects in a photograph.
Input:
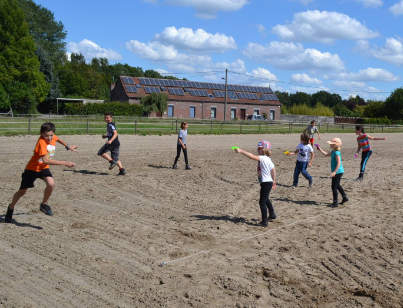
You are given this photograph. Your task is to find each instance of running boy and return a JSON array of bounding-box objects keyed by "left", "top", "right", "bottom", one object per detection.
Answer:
[
  {"left": 234, "top": 141, "right": 276, "bottom": 227},
  {"left": 97, "top": 113, "right": 126, "bottom": 175},
  {"left": 287, "top": 133, "right": 314, "bottom": 188},
  {"left": 172, "top": 122, "right": 191, "bottom": 170},
  {"left": 304, "top": 120, "right": 320, "bottom": 147},
  {"left": 316, "top": 138, "right": 348, "bottom": 208},
  {"left": 355, "top": 125, "right": 386, "bottom": 181},
  {"left": 4, "top": 122, "right": 77, "bottom": 223}
]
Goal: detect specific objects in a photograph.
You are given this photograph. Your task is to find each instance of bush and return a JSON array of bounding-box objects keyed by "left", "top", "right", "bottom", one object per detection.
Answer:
[
  {"left": 286, "top": 103, "right": 334, "bottom": 116},
  {"left": 64, "top": 101, "right": 143, "bottom": 116},
  {"left": 362, "top": 117, "right": 392, "bottom": 125}
]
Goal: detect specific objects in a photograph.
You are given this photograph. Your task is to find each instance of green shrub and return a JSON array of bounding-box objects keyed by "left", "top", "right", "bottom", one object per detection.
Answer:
[
  {"left": 362, "top": 117, "right": 392, "bottom": 125},
  {"left": 287, "top": 103, "right": 334, "bottom": 116},
  {"left": 64, "top": 101, "right": 143, "bottom": 116}
]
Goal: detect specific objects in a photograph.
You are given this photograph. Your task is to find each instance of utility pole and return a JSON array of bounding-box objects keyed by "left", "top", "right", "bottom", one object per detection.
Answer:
[{"left": 224, "top": 68, "right": 228, "bottom": 121}]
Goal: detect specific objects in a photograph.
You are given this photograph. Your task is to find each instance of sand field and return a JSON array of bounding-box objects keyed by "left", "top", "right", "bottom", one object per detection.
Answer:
[{"left": 0, "top": 133, "right": 402, "bottom": 307}]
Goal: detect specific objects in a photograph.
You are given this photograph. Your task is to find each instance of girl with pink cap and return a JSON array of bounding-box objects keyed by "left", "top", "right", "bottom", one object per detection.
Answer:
[{"left": 234, "top": 140, "right": 276, "bottom": 226}]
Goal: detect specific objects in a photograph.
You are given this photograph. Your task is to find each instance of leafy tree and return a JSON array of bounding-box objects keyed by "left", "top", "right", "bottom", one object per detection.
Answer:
[
  {"left": 275, "top": 91, "right": 291, "bottom": 107},
  {"left": 343, "top": 95, "right": 366, "bottom": 111},
  {"left": 384, "top": 88, "right": 403, "bottom": 120},
  {"left": 0, "top": 0, "right": 49, "bottom": 113},
  {"left": 362, "top": 101, "right": 385, "bottom": 118},
  {"left": 311, "top": 91, "right": 342, "bottom": 108},
  {"left": 141, "top": 93, "right": 168, "bottom": 116},
  {"left": 333, "top": 103, "right": 357, "bottom": 117},
  {"left": 289, "top": 91, "right": 312, "bottom": 106}
]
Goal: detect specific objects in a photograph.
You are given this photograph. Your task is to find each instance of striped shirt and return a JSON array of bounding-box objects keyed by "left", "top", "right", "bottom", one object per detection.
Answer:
[{"left": 357, "top": 134, "right": 371, "bottom": 152}]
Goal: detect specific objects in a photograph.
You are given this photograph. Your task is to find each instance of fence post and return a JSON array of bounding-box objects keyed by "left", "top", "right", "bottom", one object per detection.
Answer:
[
  {"left": 134, "top": 119, "right": 137, "bottom": 135},
  {"left": 176, "top": 119, "right": 178, "bottom": 132},
  {"left": 259, "top": 123, "right": 261, "bottom": 133},
  {"left": 327, "top": 123, "right": 329, "bottom": 133},
  {"left": 171, "top": 119, "right": 173, "bottom": 131},
  {"left": 240, "top": 123, "right": 242, "bottom": 134},
  {"left": 86, "top": 116, "right": 89, "bottom": 134},
  {"left": 28, "top": 117, "right": 31, "bottom": 134},
  {"left": 289, "top": 122, "right": 291, "bottom": 134}
]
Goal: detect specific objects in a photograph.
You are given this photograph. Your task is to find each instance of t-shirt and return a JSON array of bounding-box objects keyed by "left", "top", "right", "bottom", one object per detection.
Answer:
[
  {"left": 178, "top": 129, "right": 187, "bottom": 145},
  {"left": 296, "top": 143, "right": 313, "bottom": 162},
  {"left": 106, "top": 122, "right": 120, "bottom": 146},
  {"left": 305, "top": 125, "right": 318, "bottom": 138},
  {"left": 357, "top": 134, "right": 371, "bottom": 152},
  {"left": 257, "top": 156, "right": 275, "bottom": 183},
  {"left": 26, "top": 135, "right": 59, "bottom": 172},
  {"left": 331, "top": 150, "right": 344, "bottom": 174}
]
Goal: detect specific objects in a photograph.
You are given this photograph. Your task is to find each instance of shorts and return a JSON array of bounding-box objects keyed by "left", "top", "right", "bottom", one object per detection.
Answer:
[
  {"left": 20, "top": 169, "right": 53, "bottom": 190},
  {"left": 309, "top": 138, "right": 314, "bottom": 144},
  {"left": 97, "top": 143, "right": 120, "bottom": 161}
]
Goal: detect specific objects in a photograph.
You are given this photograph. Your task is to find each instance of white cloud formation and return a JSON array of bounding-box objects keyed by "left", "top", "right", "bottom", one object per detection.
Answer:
[
  {"left": 354, "top": 0, "right": 383, "bottom": 8},
  {"left": 370, "top": 37, "right": 403, "bottom": 65},
  {"left": 338, "top": 68, "right": 398, "bottom": 82},
  {"left": 166, "top": 0, "right": 249, "bottom": 18},
  {"left": 272, "top": 10, "right": 378, "bottom": 43},
  {"left": 155, "top": 26, "right": 236, "bottom": 52},
  {"left": 250, "top": 67, "right": 278, "bottom": 82},
  {"left": 291, "top": 73, "right": 322, "bottom": 85},
  {"left": 243, "top": 41, "right": 344, "bottom": 71},
  {"left": 390, "top": 0, "right": 403, "bottom": 15},
  {"left": 67, "top": 39, "right": 122, "bottom": 62}
]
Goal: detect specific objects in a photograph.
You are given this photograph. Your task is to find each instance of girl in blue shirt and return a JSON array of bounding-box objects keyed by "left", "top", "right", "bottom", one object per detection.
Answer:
[{"left": 317, "top": 137, "right": 348, "bottom": 208}]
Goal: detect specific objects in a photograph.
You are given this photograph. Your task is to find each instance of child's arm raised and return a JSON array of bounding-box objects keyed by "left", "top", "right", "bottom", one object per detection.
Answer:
[
  {"left": 367, "top": 135, "right": 386, "bottom": 141},
  {"left": 235, "top": 148, "right": 260, "bottom": 161},
  {"left": 316, "top": 145, "right": 330, "bottom": 156},
  {"left": 57, "top": 138, "right": 78, "bottom": 151},
  {"left": 42, "top": 153, "right": 75, "bottom": 168}
]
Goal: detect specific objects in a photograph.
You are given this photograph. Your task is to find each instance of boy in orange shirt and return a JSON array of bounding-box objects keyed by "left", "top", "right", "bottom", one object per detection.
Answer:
[{"left": 4, "top": 122, "right": 77, "bottom": 223}]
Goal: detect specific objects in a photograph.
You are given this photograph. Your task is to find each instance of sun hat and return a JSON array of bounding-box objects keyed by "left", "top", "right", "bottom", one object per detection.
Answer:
[
  {"left": 327, "top": 137, "right": 342, "bottom": 146},
  {"left": 257, "top": 140, "right": 271, "bottom": 149}
]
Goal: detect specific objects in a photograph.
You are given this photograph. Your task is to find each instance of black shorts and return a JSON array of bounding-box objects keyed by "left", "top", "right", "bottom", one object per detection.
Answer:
[
  {"left": 20, "top": 169, "right": 53, "bottom": 189},
  {"left": 97, "top": 143, "right": 120, "bottom": 161}
]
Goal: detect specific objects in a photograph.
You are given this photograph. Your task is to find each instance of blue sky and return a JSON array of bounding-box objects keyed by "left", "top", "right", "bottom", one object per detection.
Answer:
[{"left": 34, "top": 0, "right": 403, "bottom": 100}]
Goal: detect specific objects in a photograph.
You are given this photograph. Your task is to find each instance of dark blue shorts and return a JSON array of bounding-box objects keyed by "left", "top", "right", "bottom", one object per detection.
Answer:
[
  {"left": 20, "top": 169, "right": 53, "bottom": 189},
  {"left": 97, "top": 143, "right": 120, "bottom": 161}
]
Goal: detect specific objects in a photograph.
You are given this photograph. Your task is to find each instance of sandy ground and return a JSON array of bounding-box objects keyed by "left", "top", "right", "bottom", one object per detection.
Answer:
[{"left": 0, "top": 133, "right": 402, "bottom": 307}]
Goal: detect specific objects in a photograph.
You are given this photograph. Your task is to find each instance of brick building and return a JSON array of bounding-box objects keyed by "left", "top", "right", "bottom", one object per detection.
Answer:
[{"left": 111, "top": 76, "right": 281, "bottom": 120}]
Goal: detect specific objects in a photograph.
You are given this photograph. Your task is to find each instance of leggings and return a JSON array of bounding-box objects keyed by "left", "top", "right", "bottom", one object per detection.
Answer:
[
  {"left": 359, "top": 150, "right": 372, "bottom": 177},
  {"left": 173, "top": 144, "right": 188, "bottom": 165},
  {"left": 259, "top": 182, "right": 276, "bottom": 222},
  {"left": 331, "top": 173, "right": 346, "bottom": 203}
]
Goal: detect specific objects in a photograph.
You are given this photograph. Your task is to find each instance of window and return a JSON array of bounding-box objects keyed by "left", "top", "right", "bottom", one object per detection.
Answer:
[
  {"left": 210, "top": 107, "right": 217, "bottom": 119},
  {"left": 254, "top": 109, "right": 260, "bottom": 115},
  {"left": 231, "top": 108, "right": 237, "bottom": 120},
  {"left": 189, "top": 106, "right": 196, "bottom": 118},
  {"left": 270, "top": 110, "right": 275, "bottom": 120},
  {"left": 168, "top": 105, "right": 174, "bottom": 117}
]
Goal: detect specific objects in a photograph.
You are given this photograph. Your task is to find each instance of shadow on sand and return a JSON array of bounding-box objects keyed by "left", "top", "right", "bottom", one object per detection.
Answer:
[
  {"left": 64, "top": 169, "right": 109, "bottom": 176},
  {"left": 0, "top": 212, "right": 43, "bottom": 229}
]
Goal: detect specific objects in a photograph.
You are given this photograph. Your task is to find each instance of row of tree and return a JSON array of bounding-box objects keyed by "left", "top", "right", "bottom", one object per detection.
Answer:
[{"left": 0, "top": 0, "right": 402, "bottom": 121}]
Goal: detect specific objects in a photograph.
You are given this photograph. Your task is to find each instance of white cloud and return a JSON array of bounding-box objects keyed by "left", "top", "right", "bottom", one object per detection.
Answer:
[
  {"left": 155, "top": 26, "right": 236, "bottom": 52},
  {"left": 371, "top": 37, "right": 403, "bottom": 65},
  {"left": 67, "top": 39, "right": 122, "bottom": 62},
  {"left": 250, "top": 68, "right": 277, "bottom": 81},
  {"left": 338, "top": 68, "right": 398, "bottom": 82},
  {"left": 390, "top": 1, "right": 403, "bottom": 15},
  {"left": 166, "top": 0, "right": 249, "bottom": 18},
  {"left": 272, "top": 10, "right": 378, "bottom": 43},
  {"left": 291, "top": 73, "right": 322, "bottom": 85},
  {"left": 354, "top": 0, "right": 383, "bottom": 8},
  {"left": 243, "top": 41, "right": 344, "bottom": 71}
]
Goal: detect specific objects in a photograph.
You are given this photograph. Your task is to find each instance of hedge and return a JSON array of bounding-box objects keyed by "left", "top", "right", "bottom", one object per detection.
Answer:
[{"left": 64, "top": 102, "right": 143, "bottom": 116}]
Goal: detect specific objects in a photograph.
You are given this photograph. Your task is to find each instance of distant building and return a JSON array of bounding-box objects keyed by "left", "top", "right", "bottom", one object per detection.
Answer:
[{"left": 111, "top": 76, "right": 281, "bottom": 120}]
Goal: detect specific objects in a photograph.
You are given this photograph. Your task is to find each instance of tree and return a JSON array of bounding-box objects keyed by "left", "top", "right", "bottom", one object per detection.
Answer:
[
  {"left": 363, "top": 101, "right": 385, "bottom": 118},
  {"left": 0, "top": 0, "right": 49, "bottom": 113},
  {"left": 311, "top": 91, "right": 342, "bottom": 108},
  {"left": 384, "top": 88, "right": 403, "bottom": 120},
  {"left": 141, "top": 93, "right": 168, "bottom": 116},
  {"left": 289, "top": 92, "right": 311, "bottom": 106},
  {"left": 275, "top": 91, "right": 291, "bottom": 107}
]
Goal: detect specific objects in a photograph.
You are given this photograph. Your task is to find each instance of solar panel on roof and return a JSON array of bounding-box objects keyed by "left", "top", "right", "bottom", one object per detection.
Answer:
[
  {"left": 187, "top": 89, "right": 208, "bottom": 97},
  {"left": 126, "top": 85, "right": 137, "bottom": 93},
  {"left": 122, "top": 77, "right": 135, "bottom": 85},
  {"left": 261, "top": 93, "right": 278, "bottom": 100},
  {"left": 144, "top": 86, "right": 161, "bottom": 94},
  {"left": 168, "top": 88, "right": 184, "bottom": 96}
]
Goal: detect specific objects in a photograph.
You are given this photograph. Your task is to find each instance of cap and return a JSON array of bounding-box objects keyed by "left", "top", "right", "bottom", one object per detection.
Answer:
[
  {"left": 257, "top": 140, "right": 271, "bottom": 149},
  {"left": 327, "top": 137, "right": 342, "bottom": 146}
]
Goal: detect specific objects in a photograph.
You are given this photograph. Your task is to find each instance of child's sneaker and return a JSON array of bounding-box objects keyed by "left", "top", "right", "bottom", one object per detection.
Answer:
[
  {"left": 4, "top": 206, "right": 14, "bottom": 223},
  {"left": 109, "top": 160, "right": 117, "bottom": 170},
  {"left": 329, "top": 202, "right": 338, "bottom": 208},
  {"left": 172, "top": 164, "right": 177, "bottom": 169},
  {"left": 259, "top": 220, "right": 268, "bottom": 227},
  {"left": 40, "top": 203, "right": 53, "bottom": 216},
  {"left": 309, "top": 179, "right": 313, "bottom": 188},
  {"left": 341, "top": 197, "right": 349, "bottom": 204},
  {"left": 185, "top": 165, "right": 192, "bottom": 170},
  {"left": 118, "top": 168, "right": 126, "bottom": 176}
]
